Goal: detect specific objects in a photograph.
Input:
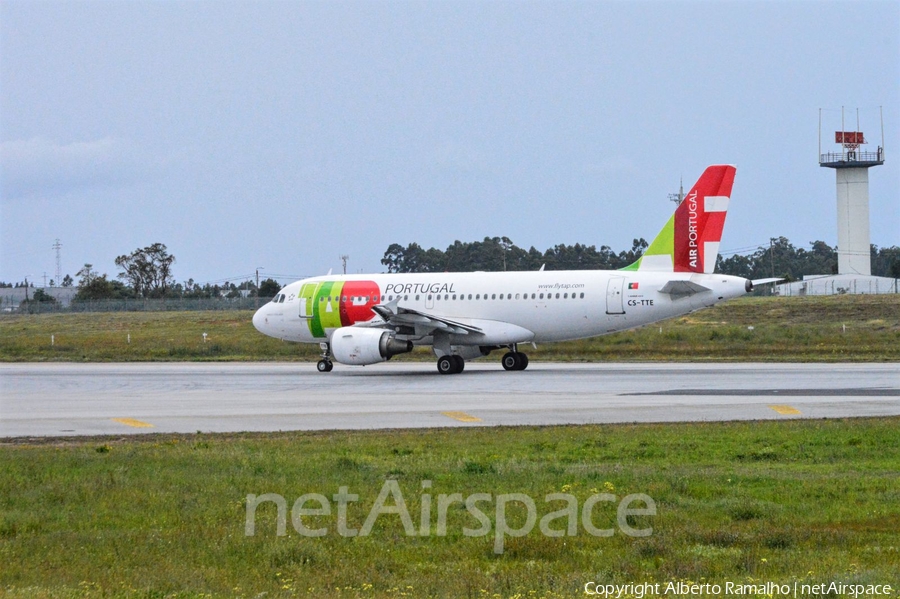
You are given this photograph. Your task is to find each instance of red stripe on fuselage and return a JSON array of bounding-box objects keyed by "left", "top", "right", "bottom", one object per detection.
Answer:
[{"left": 338, "top": 281, "right": 381, "bottom": 326}]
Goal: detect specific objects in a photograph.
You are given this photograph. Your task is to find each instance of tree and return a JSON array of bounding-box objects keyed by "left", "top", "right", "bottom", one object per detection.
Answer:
[
  {"left": 61, "top": 274, "right": 74, "bottom": 287},
  {"left": 258, "top": 278, "right": 281, "bottom": 297},
  {"left": 74, "top": 264, "right": 132, "bottom": 301},
  {"left": 872, "top": 245, "right": 900, "bottom": 278},
  {"left": 29, "top": 289, "right": 56, "bottom": 303},
  {"left": 76, "top": 264, "right": 99, "bottom": 287},
  {"left": 115, "top": 243, "right": 176, "bottom": 298}
]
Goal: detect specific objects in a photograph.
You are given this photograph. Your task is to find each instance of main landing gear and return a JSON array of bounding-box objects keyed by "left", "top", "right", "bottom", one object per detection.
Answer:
[
  {"left": 501, "top": 344, "right": 529, "bottom": 371},
  {"left": 435, "top": 346, "right": 529, "bottom": 374},
  {"left": 317, "top": 342, "right": 334, "bottom": 372},
  {"left": 436, "top": 354, "right": 465, "bottom": 375}
]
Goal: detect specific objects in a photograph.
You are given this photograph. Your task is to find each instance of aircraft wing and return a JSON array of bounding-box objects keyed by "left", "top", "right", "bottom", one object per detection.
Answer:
[
  {"left": 658, "top": 280, "right": 712, "bottom": 298},
  {"left": 371, "top": 300, "right": 483, "bottom": 336}
]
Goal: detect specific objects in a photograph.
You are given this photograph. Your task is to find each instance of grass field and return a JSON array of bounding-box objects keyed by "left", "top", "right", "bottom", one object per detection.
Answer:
[
  {"left": 1, "top": 295, "right": 899, "bottom": 362},
  {"left": 1, "top": 419, "right": 899, "bottom": 598}
]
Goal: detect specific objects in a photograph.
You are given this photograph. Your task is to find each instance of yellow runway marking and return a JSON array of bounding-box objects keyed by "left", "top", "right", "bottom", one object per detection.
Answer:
[
  {"left": 112, "top": 418, "right": 154, "bottom": 428},
  {"left": 768, "top": 405, "right": 801, "bottom": 415},
  {"left": 441, "top": 411, "right": 482, "bottom": 423}
]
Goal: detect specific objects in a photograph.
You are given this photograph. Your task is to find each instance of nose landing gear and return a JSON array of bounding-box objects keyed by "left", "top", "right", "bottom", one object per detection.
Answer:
[{"left": 317, "top": 342, "right": 334, "bottom": 373}]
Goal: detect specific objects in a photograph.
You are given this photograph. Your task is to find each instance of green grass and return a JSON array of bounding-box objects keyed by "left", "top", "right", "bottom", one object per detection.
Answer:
[
  {"left": 1, "top": 295, "right": 899, "bottom": 362},
  {"left": 2, "top": 419, "right": 899, "bottom": 598}
]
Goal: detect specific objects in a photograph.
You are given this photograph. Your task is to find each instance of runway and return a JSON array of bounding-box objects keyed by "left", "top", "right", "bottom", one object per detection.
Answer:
[{"left": 1, "top": 362, "right": 898, "bottom": 437}]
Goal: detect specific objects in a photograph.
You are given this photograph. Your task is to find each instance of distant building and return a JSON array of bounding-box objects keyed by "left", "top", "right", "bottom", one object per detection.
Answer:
[
  {"left": 0, "top": 287, "right": 79, "bottom": 310},
  {"left": 775, "top": 274, "right": 897, "bottom": 296}
]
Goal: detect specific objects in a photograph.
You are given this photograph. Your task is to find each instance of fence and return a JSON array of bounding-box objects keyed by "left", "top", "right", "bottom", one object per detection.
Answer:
[
  {"left": 776, "top": 277, "right": 899, "bottom": 297},
  {"left": 4, "top": 297, "right": 276, "bottom": 315}
]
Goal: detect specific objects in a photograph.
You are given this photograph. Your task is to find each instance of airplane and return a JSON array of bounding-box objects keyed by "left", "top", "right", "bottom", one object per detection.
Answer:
[{"left": 253, "top": 164, "right": 774, "bottom": 374}]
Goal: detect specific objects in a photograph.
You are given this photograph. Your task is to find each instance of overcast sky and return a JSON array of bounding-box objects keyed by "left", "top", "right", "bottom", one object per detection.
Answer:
[{"left": 1, "top": 0, "right": 898, "bottom": 287}]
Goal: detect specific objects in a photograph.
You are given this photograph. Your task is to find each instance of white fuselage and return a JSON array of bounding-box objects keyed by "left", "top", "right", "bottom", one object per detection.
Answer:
[{"left": 252, "top": 269, "right": 749, "bottom": 347}]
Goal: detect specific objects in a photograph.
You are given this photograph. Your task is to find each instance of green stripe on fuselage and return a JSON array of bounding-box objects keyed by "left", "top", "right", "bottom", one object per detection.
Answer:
[{"left": 308, "top": 280, "right": 343, "bottom": 338}]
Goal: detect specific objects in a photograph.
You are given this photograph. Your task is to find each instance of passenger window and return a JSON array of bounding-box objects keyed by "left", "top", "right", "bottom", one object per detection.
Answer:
[
  {"left": 580, "top": 292, "right": 584, "bottom": 298},
  {"left": 556, "top": 293, "right": 560, "bottom": 299},
  {"left": 564, "top": 293, "right": 568, "bottom": 299}
]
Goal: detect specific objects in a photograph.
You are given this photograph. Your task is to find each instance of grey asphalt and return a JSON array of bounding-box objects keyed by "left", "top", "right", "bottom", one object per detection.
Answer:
[{"left": 1, "top": 362, "right": 898, "bottom": 438}]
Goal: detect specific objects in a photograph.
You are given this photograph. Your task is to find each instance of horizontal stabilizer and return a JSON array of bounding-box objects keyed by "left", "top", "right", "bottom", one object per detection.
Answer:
[
  {"left": 659, "top": 280, "right": 711, "bottom": 298},
  {"left": 751, "top": 278, "right": 784, "bottom": 286}
]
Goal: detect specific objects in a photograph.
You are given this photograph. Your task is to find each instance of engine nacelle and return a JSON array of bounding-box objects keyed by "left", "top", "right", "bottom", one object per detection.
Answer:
[{"left": 330, "top": 327, "right": 413, "bottom": 366}]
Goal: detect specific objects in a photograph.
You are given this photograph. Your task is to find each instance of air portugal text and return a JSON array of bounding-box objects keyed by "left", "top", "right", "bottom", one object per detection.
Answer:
[{"left": 385, "top": 282, "right": 456, "bottom": 295}]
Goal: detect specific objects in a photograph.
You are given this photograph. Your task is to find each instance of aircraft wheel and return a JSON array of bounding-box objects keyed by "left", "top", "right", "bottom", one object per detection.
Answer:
[
  {"left": 317, "top": 359, "right": 334, "bottom": 372},
  {"left": 517, "top": 353, "right": 529, "bottom": 370},
  {"left": 437, "top": 356, "right": 455, "bottom": 374},
  {"left": 502, "top": 352, "right": 528, "bottom": 371},
  {"left": 451, "top": 355, "right": 465, "bottom": 373}
]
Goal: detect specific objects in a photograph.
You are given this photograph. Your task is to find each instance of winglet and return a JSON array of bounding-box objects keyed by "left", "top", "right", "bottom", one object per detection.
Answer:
[{"left": 622, "top": 165, "right": 736, "bottom": 274}]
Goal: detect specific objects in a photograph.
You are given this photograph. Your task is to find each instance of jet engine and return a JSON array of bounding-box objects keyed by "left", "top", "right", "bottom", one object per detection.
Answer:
[{"left": 330, "top": 327, "right": 413, "bottom": 366}]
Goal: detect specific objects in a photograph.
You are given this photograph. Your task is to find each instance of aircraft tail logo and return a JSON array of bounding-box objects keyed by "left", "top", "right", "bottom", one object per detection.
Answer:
[{"left": 622, "top": 164, "right": 736, "bottom": 274}]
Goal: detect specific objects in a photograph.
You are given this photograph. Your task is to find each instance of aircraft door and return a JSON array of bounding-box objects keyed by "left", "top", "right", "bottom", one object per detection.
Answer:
[
  {"left": 606, "top": 277, "right": 625, "bottom": 315},
  {"left": 299, "top": 283, "right": 316, "bottom": 319}
]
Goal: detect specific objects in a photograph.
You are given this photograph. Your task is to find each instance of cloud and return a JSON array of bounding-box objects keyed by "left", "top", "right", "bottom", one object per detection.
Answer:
[{"left": 0, "top": 137, "right": 148, "bottom": 200}]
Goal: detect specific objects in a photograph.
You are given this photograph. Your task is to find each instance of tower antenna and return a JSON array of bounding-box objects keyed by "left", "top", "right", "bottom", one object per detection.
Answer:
[
  {"left": 668, "top": 177, "right": 684, "bottom": 205},
  {"left": 52, "top": 239, "right": 62, "bottom": 286}
]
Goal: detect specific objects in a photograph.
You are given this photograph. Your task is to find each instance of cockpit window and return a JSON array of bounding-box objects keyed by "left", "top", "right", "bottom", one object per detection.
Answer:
[{"left": 279, "top": 295, "right": 286, "bottom": 303}]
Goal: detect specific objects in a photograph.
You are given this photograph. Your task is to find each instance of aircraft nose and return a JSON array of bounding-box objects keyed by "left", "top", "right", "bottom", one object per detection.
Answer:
[{"left": 252, "top": 305, "right": 267, "bottom": 334}]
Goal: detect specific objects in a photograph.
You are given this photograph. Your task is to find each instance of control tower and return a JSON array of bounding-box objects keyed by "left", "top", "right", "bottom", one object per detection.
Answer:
[{"left": 818, "top": 107, "right": 884, "bottom": 276}]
